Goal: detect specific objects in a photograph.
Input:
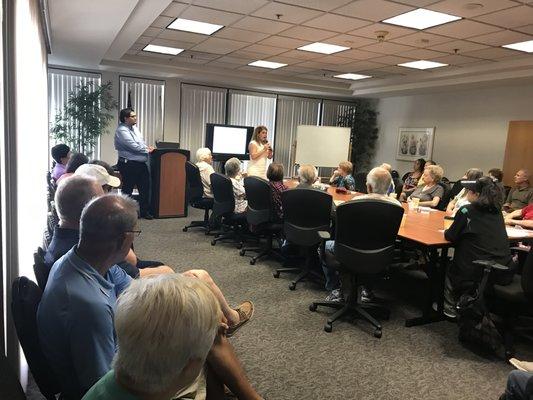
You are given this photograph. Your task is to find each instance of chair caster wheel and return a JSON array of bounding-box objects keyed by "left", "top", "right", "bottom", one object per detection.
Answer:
[
  {"left": 236, "top": 243, "right": 243, "bottom": 249},
  {"left": 250, "top": 259, "right": 256, "bottom": 265},
  {"left": 324, "top": 324, "right": 332, "bottom": 333},
  {"left": 309, "top": 304, "right": 317, "bottom": 312},
  {"left": 239, "top": 249, "right": 245, "bottom": 256},
  {"left": 374, "top": 329, "right": 382, "bottom": 338},
  {"left": 182, "top": 227, "right": 188, "bottom": 232},
  {"left": 211, "top": 240, "right": 216, "bottom": 246},
  {"left": 289, "top": 282, "right": 296, "bottom": 290},
  {"left": 273, "top": 271, "right": 280, "bottom": 278},
  {"left": 505, "top": 349, "right": 515, "bottom": 360}
]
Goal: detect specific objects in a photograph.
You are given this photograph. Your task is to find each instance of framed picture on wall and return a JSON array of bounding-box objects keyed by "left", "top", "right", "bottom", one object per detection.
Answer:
[{"left": 396, "top": 127, "right": 435, "bottom": 161}]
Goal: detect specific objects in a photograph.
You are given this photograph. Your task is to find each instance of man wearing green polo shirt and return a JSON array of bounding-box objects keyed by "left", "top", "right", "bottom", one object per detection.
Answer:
[{"left": 503, "top": 169, "right": 533, "bottom": 212}]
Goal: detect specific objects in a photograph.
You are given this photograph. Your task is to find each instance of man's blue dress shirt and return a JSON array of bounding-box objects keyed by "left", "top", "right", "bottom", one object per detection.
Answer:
[{"left": 114, "top": 123, "right": 148, "bottom": 162}]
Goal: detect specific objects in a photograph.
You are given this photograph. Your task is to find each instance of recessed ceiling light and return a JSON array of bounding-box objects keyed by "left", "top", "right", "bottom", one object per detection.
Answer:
[
  {"left": 248, "top": 60, "right": 287, "bottom": 69},
  {"left": 167, "top": 18, "right": 223, "bottom": 35},
  {"left": 383, "top": 8, "right": 461, "bottom": 30},
  {"left": 142, "top": 44, "right": 184, "bottom": 56},
  {"left": 502, "top": 39, "right": 533, "bottom": 53},
  {"left": 297, "top": 42, "right": 350, "bottom": 55},
  {"left": 334, "top": 73, "right": 371, "bottom": 80},
  {"left": 398, "top": 60, "right": 448, "bottom": 69}
]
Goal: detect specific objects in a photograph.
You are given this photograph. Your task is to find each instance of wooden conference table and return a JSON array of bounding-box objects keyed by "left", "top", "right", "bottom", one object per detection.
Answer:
[{"left": 283, "top": 179, "right": 533, "bottom": 326}]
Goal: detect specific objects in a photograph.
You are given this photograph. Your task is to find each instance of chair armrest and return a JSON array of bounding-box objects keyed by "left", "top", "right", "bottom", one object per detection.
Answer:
[
  {"left": 473, "top": 260, "right": 510, "bottom": 271},
  {"left": 318, "top": 231, "right": 331, "bottom": 241}
]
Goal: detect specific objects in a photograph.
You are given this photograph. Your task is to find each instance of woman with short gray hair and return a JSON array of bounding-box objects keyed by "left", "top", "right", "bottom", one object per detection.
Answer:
[
  {"left": 224, "top": 157, "right": 247, "bottom": 214},
  {"left": 196, "top": 147, "right": 215, "bottom": 198},
  {"left": 297, "top": 164, "right": 318, "bottom": 188}
]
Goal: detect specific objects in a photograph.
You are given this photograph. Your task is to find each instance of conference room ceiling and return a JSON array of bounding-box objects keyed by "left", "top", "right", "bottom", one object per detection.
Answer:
[{"left": 49, "top": 0, "right": 533, "bottom": 97}]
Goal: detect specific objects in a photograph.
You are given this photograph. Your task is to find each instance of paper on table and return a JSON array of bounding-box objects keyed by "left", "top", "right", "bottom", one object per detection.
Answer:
[{"left": 506, "top": 227, "right": 533, "bottom": 238}]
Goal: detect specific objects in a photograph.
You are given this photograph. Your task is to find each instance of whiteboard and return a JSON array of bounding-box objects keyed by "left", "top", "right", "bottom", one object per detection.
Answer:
[{"left": 295, "top": 125, "right": 351, "bottom": 167}]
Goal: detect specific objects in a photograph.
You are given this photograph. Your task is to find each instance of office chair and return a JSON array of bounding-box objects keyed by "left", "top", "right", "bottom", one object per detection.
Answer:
[
  {"left": 353, "top": 172, "right": 368, "bottom": 193},
  {"left": 33, "top": 247, "right": 49, "bottom": 291},
  {"left": 182, "top": 161, "right": 213, "bottom": 233},
  {"left": 0, "top": 354, "right": 25, "bottom": 400},
  {"left": 210, "top": 173, "right": 247, "bottom": 247},
  {"left": 310, "top": 199, "right": 404, "bottom": 337},
  {"left": 11, "top": 277, "right": 61, "bottom": 400},
  {"left": 436, "top": 180, "right": 452, "bottom": 210},
  {"left": 240, "top": 176, "right": 283, "bottom": 265},
  {"left": 274, "top": 188, "right": 331, "bottom": 290}
]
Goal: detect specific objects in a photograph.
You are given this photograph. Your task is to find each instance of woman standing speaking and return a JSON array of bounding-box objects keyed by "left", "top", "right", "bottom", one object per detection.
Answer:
[{"left": 247, "top": 125, "right": 273, "bottom": 179}]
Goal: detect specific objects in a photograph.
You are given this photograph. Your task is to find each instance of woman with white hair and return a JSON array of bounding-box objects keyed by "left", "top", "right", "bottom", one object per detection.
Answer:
[
  {"left": 297, "top": 164, "right": 318, "bottom": 188},
  {"left": 407, "top": 164, "right": 445, "bottom": 208},
  {"left": 196, "top": 147, "right": 215, "bottom": 198},
  {"left": 225, "top": 157, "right": 247, "bottom": 214}
]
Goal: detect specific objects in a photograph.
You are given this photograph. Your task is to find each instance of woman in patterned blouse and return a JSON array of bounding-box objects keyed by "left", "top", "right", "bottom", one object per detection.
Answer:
[
  {"left": 329, "top": 161, "right": 355, "bottom": 191},
  {"left": 399, "top": 158, "right": 426, "bottom": 201},
  {"left": 267, "top": 163, "right": 287, "bottom": 222}
]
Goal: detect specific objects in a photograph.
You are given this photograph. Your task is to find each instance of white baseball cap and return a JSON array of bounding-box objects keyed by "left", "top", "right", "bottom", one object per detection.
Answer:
[{"left": 75, "top": 164, "right": 121, "bottom": 188}]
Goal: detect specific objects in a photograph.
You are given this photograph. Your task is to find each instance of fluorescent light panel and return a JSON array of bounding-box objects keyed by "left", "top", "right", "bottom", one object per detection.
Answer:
[
  {"left": 168, "top": 18, "right": 223, "bottom": 35},
  {"left": 297, "top": 42, "right": 349, "bottom": 55},
  {"left": 398, "top": 60, "right": 448, "bottom": 69},
  {"left": 334, "top": 73, "right": 371, "bottom": 80},
  {"left": 383, "top": 8, "right": 461, "bottom": 30},
  {"left": 248, "top": 60, "right": 287, "bottom": 69},
  {"left": 142, "top": 44, "right": 184, "bottom": 55},
  {"left": 502, "top": 39, "right": 533, "bottom": 53}
]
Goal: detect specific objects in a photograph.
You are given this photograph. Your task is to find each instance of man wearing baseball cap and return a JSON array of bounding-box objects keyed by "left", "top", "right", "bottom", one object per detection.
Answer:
[{"left": 75, "top": 163, "right": 121, "bottom": 192}]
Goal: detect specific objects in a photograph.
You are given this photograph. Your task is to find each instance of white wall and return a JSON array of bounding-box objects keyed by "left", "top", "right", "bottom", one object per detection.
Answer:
[
  {"left": 98, "top": 71, "right": 181, "bottom": 164},
  {"left": 373, "top": 83, "right": 533, "bottom": 180}
]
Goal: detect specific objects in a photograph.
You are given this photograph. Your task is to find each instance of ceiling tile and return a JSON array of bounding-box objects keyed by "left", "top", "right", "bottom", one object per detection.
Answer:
[
  {"left": 392, "top": 0, "right": 441, "bottom": 6},
  {"left": 158, "top": 29, "right": 208, "bottom": 44},
  {"left": 277, "top": 49, "right": 324, "bottom": 60},
  {"left": 368, "top": 55, "right": 414, "bottom": 65},
  {"left": 274, "top": 0, "right": 353, "bottom": 11},
  {"left": 258, "top": 35, "right": 308, "bottom": 49},
  {"left": 332, "top": 60, "right": 388, "bottom": 72},
  {"left": 180, "top": 6, "right": 243, "bottom": 25},
  {"left": 231, "top": 16, "right": 294, "bottom": 34},
  {"left": 303, "top": 13, "right": 372, "bottom": 33},
  {"left": 338, "top": 48, "right": 383, "bottom": 60},
  {"left": 399, "top": 48, "right": 448, "bottom": 59},
  {"left": 252, "top": 2, "right": 323, "bottom": 24},
  {"left": 264, "top": 54, "right": 303, "bottom": 64},
  {"left": 515, "top": 24, "right": 533, "bottom": 35},
  {"left": 151, "top": 16, "right": 175, "bottom": 29},
  {"left": 143, "top": 27, "right": 163, "bottom": 37},
  {"left": 151, "top": 38, "right": 196, "bottom": 50},
  {"left": 430, "top": 54, "right": 485, "bottom": 65},
  {"left": 391, "top": 32, "right": 451, "bottom": 48},
  {"left": 241, "top": 44, "right": 287, "bottom": 55},
  {"left": 180, "top": 50, "right": 221, "bottom": 60},
  {"left": 326, "top": 34, "right": 376, "bottom": 48},
  {"left": 206, "top": 61, "right": 241, "bottom": 69},
  {"left": 135, "top": 36, "right": 152, "bottom": 45},
  {"left": 427, "top": 20, "right": 502, "bottom": 39},
  {"left": 279, "top": 25, "right": 338, "bottom": 41},
  {"left": 473, "top": 5, "right": 533, "bottom": 28},
  {"left": 349, "top": 23, "right": 417, "bottom": 41},
  {"left": 171, "top": 55, "right": 210, "bottom": 65},
  {"left": 192, "top": 0, "right": 268, "bottom": 14},
  {"left": 333, "top": 0, "right": 415, "bottom": 22},
  {"left": 428, "top": 39, "right": 489, "bottom": 54},
  {"left": 295, "top": 60, "right": 340, "bottom": 69},
  {"left": 125, "top": 49, "right": 139, "bottom": 56},
  {"left": 216, "top": 55, "right": 254, "bottom": 64},
  {"left": 469, "top": 30, "right": 533, "bottom": 46},
  {"left": 360, "top": 41, "right": 416, "bottom": 55},
  {"left": 427, "top": 0, "right": 518, "bottom": 18},
  {"left": 214, "top": 27, "right": 270, "bottom": 43},
  {"left": 233, "top": 49, "right": 282, "bottom": 59},
  {"left": 191, "top": 37, "right": 250, "bottom": 54},
  {"left": 161, "top": 2, "right": 188, "bottom": 18},
  {"left": 462, "top": 47, "right": 520, "bottom": 59},
  {"left": 374, "top": 65, "right": 413, "bottom": 75},
  {"left": 315, "top": 54, "right": 355, "bottom": 64}
]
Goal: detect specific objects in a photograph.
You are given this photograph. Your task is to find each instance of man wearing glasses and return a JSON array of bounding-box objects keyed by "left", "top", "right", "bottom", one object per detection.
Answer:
[{"left": 114, "top": 107, "right": 155, "bottom": 219}]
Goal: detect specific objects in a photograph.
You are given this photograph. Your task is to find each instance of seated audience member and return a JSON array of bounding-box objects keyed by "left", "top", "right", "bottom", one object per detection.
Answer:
[
  {"left": 56, "top": 152, "right": 89, "bottom": 184},
  {"left": 407, "top": 165, "right": 445, "bottom": 208},
  {"left": 323, "top": 167, "right": 401, "bottom": 302},
  {"left": 267, "top": 163, "right": 288, "bottom": 221},
  {"left": 505, "top": 204, "right": 533, "bottom": 230},
  {"left": 380, "top": 163, "right": 396, "bottom": 195},
  {"left": 75, "top": 163, "right": 121, "bottom": 193},
  {"left": 329, "top": 161, "right": 355, "bottom": 191},
  {"left": 50, "top": 143, "right": 71, "bottom": 181},
  {"left": 416, "top": 160, "right": 437, "bottom": 186},
  {"left": 499, "top": 370, "right": 533, "bottom": 400},
  {"left": 446, "top": 168, "right": 484, "bottom": 216},
  {"left": 82, "top": 274, "right": 222, "bottom": 400},
  {"left": 225, "top": 157, "right": 247, "bottom": 214},
  {"left": 503, "top": 169, "right": 533, "bottom": 212},
  {"left": 39, "top": 194, "right": 259, "bottom": 400},
  {"left": 489, "top": 167, "right": 506, "bottom": 197},
  {"left": 400, "top": 158, "right": 425, "bottom": 199},
  {"left": 443, "top": 177, "right": 513, "bottom": 318},
  {"left": 196, "top": 147, "right": 215, "bottom": 198},
  {"left": 297, "top": 164, "right": 319, "bottom": 188}
]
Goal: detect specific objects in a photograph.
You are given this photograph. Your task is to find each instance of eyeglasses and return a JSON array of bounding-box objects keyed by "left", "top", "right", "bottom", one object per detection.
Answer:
[{"left": 125, "top": 230, "right": 142, "bottom": 237}]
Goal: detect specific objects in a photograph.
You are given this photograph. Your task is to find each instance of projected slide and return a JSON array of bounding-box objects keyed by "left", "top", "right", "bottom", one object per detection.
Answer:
[{"left": 212, "top": 126, "right": 248, "bottom": 155}]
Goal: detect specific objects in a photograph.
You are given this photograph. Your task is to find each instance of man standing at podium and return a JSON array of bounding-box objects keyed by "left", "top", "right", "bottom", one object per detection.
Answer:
[{"left": 115, "top": 108, "right": 154, "bottom": 219}]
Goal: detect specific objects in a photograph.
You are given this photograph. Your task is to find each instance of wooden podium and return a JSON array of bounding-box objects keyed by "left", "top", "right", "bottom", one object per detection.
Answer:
[{"left": 150, "top": 148, "right": 190, "bottom": 218}]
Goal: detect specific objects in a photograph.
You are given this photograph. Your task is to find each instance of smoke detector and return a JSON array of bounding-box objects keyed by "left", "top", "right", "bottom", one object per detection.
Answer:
[{"left": 375, "top": 30, "right": 389, "bottom": 42}]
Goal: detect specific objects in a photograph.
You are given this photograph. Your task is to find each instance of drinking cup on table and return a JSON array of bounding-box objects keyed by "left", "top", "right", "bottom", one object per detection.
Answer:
[{"left": 443, "top": 216, "right": 454, "bottom": 230}]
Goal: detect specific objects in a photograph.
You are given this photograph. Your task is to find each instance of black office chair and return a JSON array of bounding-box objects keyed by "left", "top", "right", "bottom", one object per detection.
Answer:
[
  {"left": 436, "top": 180, "right": 452, "bottom": 211},
  {"left": 0, "top": 354, "right": 25, "bottom": 400},
  {"left": 310, "top": 199, "right": 404, "bottom": 337},
  {"left": 33, "top": 247, "right": 49, "bottom": 291},
  {"left": 11, "top": 277, "right": 61, "bottom": 400},
  {"left": 183, "top": 161, "right": 214, "bottom": 233},
  {"left": 240, "top": 176, "right": 283, "bottom": 265},
  {"left": 274, "top": 188, "right": 331, "bottom": 290},
  {"left": 353, "top": 172, "right": 368, "bottom": 193},
  {"left": 210, "top": 173, "right": 247, "bottom": 247}
]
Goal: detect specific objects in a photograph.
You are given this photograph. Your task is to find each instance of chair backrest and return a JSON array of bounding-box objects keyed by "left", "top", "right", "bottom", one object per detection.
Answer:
[
  {"left": 353, "top": 172, "right": 368, "bottom": 193},
  {"left": 33, "top": 247, "right": 49, "bottom": 291},
  {"left": 436, "top": 181, "right": 452, "bottom": 211},
  {"left": 521, "top": 248, "right": 533, "bottom": 301},
  {"left": 11, "top": 277, "right": 61, "bottom": 400},
  {"left": 210, "top": 173, "right": 235, "bottom": 218},
  {"left": 244, "top": 176, "right": 272, "bottom": 226},
  {"left": 0, "top": 354, "right": 25, "bottom": 400},
  {"left": 335, "top": 199, "right": 404, "bottom": 274},
  {"left": 185, "top": 161, "right": 205, "bottom": 203},
  {"left": 282, "top": 188, "right": 331, "bottom": 246}
]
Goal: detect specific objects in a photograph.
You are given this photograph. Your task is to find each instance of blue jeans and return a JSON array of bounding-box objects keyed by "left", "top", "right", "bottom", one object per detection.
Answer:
[
  {"left": 322, "top": 240, "right": 340, "bottom": 291},
  {"left": 505, "top": 370, "right": 532, "bottom": 400}
]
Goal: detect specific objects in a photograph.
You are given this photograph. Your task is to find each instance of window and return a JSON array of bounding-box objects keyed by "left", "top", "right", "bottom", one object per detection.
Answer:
[{"left": 120, "top": 77, "right": 165, "bottom": 146}]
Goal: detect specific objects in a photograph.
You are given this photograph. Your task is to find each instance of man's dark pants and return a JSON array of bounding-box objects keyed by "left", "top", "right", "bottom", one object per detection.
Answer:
[{"left": 117, "top": 159, "right": 150, "bottom": 216}]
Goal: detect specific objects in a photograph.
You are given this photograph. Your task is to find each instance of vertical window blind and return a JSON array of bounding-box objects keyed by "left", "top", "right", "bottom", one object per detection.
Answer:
[{"left": 119, "top": 77, "right": 165, "bottom": 146}]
